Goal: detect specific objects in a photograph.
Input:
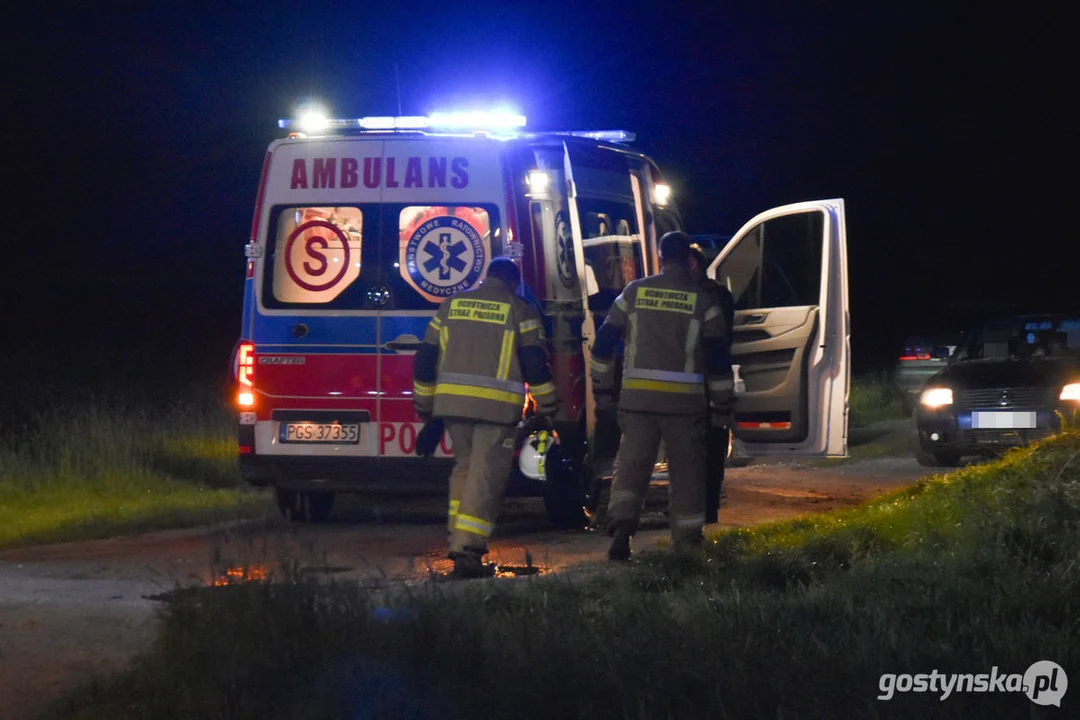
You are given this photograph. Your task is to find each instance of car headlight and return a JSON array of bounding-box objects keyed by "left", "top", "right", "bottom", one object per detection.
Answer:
[
  {"left": 920, "top": 387, "right": 953, "bottom": 408},
  {"left": 1062, "top": 383, "right": 1080, "bottom": 401}
]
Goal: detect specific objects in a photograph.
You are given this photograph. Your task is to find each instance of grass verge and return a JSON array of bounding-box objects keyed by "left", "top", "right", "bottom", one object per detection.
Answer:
[
  {"left": 849, "top": 371, "right": 906, "bottom": 428},
  {"left": 46, "top": 432, "right": 1080, "bottom": 719},
  {"left": 0, "top": 385, "right": 269, "bottom": 549}
]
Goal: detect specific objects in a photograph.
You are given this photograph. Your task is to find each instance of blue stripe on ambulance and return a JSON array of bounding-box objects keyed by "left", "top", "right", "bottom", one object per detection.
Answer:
[
  {"left": 381, "top": 314, "right": 437, "bottom": 342},
  {"left": 251, "top": 313, "right": 379, "bottom": 346}
]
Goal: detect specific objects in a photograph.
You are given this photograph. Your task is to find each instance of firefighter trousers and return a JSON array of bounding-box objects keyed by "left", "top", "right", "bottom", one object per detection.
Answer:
[
  {"left": 607, "top": 411, "right": 708, "bottom": 546},
  {"left": 445, "top": 420, "right": 517, "bottom": 556}
]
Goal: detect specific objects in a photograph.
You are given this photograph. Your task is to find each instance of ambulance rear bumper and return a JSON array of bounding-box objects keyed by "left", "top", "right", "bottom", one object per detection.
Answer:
[
  {"left": 239, "top": 454, "right": 548, "bottom": 497},
  {"left": 239, "top": 454, "right": 453, "bottom": 492}
]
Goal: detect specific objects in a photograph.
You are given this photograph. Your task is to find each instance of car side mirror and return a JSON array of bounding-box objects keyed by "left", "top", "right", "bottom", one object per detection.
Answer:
[{"left": 584, "top": 263, "right": 600, "bottom": 297}]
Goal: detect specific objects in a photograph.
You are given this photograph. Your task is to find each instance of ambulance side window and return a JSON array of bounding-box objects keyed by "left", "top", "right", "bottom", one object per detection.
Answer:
[{"left": 579, "top": 200, "right": 643, "bottom": 313}]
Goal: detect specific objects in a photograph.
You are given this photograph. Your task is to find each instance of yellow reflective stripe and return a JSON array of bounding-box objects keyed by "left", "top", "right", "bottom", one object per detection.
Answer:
[
  {"left": 455, "top": 513, "right": 495, "bottom": 537},
  {"left": 528, "top": 381, "right": 555, "bottom": 397},
  {"left": 685, "top": 318, "right": 700, "bottom": 374},
  {"left": 519, "top": 319, "right": 542, "bottom": 334},
  {"left": 436, "top": 383, "right": 524, "bottom": 405},
  {"left": 413, "top": 381, "right": 436, "bottom": 397},
  {"left": 624, "top": 368, "right": 703, "bottom": 383},
  {"left": 449, "top": 500, "right": 460, "bottom": 517},
  {"left": 614, "top": 295, "right": 629, "bottom": 313},
  {"left": 439, "top": 326, "right": 449, "bottom": 358},
  {"left": 622, "top": 378, "right": 703, "bottom": 394},
  {"left": 497, "top": 329, "right": 515, "bottom": 380},
  {"left": 627, "top": 313, "right": 638, "bottom": 369},
  {"left": 429, "top": 316, "right": 443, "bottom": 331}
]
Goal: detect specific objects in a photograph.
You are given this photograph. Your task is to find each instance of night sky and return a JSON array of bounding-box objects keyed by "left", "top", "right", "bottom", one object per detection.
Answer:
[{"left": 5, "top": 2, "right": 1074, "bottom": 388}]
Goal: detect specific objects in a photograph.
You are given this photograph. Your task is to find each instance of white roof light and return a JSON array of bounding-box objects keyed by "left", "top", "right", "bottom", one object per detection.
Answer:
[
  {"left": 296, "top": 107, "right": 331, "bottom": 134},
  {"left": 527, "top": 170, "right": 550, "bottom": 194},
  {"left": 653, "top": 183, "right": 672, "bottom": 207}
]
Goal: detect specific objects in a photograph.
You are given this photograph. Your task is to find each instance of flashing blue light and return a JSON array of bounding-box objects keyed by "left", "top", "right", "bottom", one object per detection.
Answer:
[
  {"left": 278, "top": 111, "right": 527, "bottom": 134},
  {"left": 566, "top": 130, "right": 637, "bottom": 143},
  {"left": 426, "top": 111, "right": 527, "bottom": 130}
]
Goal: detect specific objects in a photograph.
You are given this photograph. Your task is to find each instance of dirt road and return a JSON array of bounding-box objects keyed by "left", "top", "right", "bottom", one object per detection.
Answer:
[{"left": 0, "top": 423, "right": 927, "bottom": 719}]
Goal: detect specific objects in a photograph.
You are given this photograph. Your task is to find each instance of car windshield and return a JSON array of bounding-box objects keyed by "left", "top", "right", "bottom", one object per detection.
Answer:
[{"left": 953, "top": 316, "right": 1080, "bottom": 362}]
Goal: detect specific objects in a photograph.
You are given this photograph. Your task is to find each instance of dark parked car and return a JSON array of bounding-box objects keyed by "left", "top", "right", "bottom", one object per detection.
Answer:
[
  {"left": 895, "top": 335, "right": 961, "bottom": 414},
  {"left": 912, "top": 314, "right": 1080, "bottom": 467}
]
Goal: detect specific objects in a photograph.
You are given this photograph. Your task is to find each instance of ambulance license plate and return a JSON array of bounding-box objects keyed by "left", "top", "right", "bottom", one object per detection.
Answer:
[{"left": 279, "top": 423, "right": 360, "bottom": 444}]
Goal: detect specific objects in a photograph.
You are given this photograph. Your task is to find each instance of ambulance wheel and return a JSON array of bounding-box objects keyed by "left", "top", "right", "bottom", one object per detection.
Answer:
[{"left": 275, "top": 489, "right": 335, "bottom": 522}]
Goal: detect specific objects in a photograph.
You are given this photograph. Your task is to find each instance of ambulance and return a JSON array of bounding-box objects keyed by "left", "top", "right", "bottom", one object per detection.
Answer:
[{"left": 235, "top": 110, "right": 851, "bottom": 524}]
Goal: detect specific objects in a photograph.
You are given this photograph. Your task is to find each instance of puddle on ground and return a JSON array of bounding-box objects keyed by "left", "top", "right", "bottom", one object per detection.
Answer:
[{"left": 493, "top": 564, "right": 542, "bottom": 577}]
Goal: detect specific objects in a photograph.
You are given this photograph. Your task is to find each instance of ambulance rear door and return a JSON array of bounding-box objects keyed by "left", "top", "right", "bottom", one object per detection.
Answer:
[
  {"left": 374, "top": 138, "right": 509, "bottom": 459},
  {"left": 707, "top": 199, "right": 849, "bottom": 458},
  {"left": 561, "top": 140, "right": 656, "bottom": 461},
  {"left": 252, "top": 137, "right": 384, "bottom": 461}
]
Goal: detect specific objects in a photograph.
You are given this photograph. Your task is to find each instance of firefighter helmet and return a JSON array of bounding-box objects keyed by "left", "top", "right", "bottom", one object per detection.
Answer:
[{"left": 518, "top": 425, "right": 559, "bottom": 480}]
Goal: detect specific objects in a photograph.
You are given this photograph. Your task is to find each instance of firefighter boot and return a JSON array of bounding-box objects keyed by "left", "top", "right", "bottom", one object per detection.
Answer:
[
  {"left": 450, "top": 548, "right": 496, "bottom": 579},
  {"left": 606, "top": 519, "right": 637, "bottom": 562}
]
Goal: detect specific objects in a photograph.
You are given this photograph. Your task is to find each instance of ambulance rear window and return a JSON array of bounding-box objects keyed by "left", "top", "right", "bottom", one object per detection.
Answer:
[
  {"left": 398, "top": 206, "right": 495, "bottom": 304},
  {"left": 260, "top": 203, "right": 501, "bottom": 311},
  {"left": 267, "top": 206, "right": 363, "bottom": 305}
]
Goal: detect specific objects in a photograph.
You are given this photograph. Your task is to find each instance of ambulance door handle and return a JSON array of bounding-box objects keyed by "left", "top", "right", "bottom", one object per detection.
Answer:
[
  {"left": 292, "top": 323, "right": 309, "bottom": 338},
  {"left": 739, "top": 313, "right": 768, "bottom": 326},
  {"left": 386, "top": 334, "right": 423, "bottom": 354}
]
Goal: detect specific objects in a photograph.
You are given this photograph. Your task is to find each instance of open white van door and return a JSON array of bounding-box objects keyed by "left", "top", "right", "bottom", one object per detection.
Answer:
[{"left": 707, "top": 199, "right": 849, "bottom": 458}]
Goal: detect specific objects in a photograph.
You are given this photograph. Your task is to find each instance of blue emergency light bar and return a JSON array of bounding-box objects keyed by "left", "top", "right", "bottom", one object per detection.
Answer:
[
  {"left": 564, "top": 129, "right": 637, "bottom": 143},
  {"left": 278, "top": 111, "right": 527, "bottom": 134},
  {"left": 277, "top": 109, "right": 637, "bottom": 145}
]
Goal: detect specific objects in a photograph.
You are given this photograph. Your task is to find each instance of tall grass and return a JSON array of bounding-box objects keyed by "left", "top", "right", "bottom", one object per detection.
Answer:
[
  {"left": 0, "top": 384, "right": 268, "bottom": 548},
  {"left": 849, "top": 371, "right": 906, "bottom": 428},
  {"left": 48, "top": 432, "right": 1080, "bottom": 719}
]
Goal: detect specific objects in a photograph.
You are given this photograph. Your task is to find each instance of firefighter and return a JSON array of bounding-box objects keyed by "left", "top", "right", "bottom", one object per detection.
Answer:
[
  {"left": 688, "top": 243, "right": 736, "bottom": 524},
  {"left": 591, "top": 232, "right": 734, "bottom": 560},
  {"left": 413, "top": 258, "right": 557, "bottom": 578}
]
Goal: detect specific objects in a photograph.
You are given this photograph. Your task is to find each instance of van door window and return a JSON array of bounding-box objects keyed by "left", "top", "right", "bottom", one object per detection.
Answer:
[
  {"left": 398, "top": 205, "right": 495, "bottom": 304},
  {"left": 721, "top": 212, "right": 824, "bottom": 310},
  {"left": 267, "top": 206, "right": 363, "bottom": 304},
  {"left": 579, "top": 199, "right": 643, "bottom": 312}
]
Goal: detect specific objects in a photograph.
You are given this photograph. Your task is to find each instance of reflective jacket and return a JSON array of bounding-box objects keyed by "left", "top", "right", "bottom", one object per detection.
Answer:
[
  {"left": 413, "top": 277, "right": 556, "bottom": 426},
  {"left": 590, "top": 264, "right": 733, "bottom": 415}
]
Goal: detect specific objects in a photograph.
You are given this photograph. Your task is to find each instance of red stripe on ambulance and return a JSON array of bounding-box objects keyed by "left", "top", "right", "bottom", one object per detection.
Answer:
[{"left": 377, "top": 422, "right": 453, "bottom": 457}]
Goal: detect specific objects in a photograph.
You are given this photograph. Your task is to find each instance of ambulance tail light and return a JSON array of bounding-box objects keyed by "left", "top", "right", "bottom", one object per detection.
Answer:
[{"left": 237, "top": 342, "right": 255, "bottom": 408}]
